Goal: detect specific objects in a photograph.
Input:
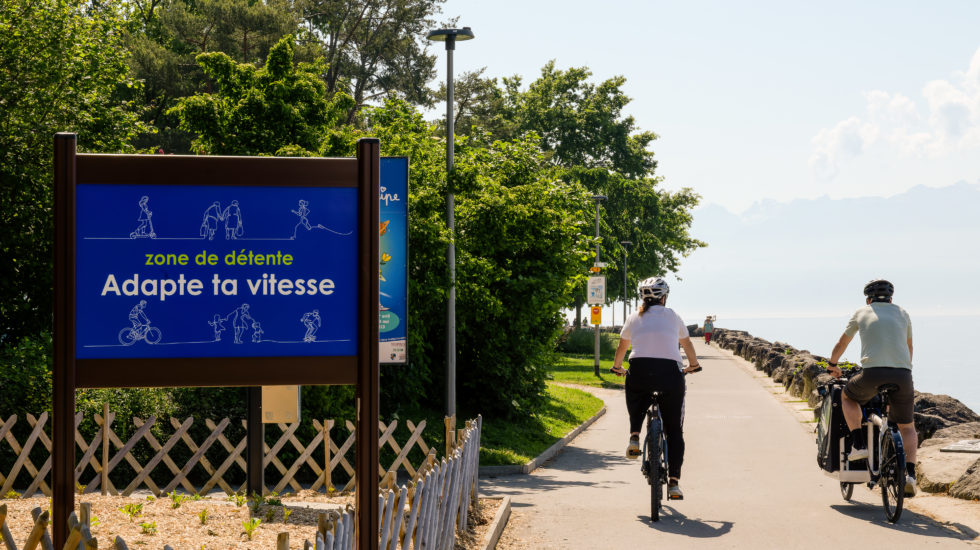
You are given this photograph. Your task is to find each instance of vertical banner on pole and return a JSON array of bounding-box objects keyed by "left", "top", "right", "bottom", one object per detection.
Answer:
[{"left": 379, "top": 157, "right": 408, "bottom": 364}]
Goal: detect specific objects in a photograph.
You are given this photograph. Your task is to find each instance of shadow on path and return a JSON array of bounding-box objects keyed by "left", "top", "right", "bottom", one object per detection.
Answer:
[
  {"left": 830, "top": 503, "right": 977, "bottom": 542},
  {"left": 635, "top": 506, "right": 735, "bottom": 538}
]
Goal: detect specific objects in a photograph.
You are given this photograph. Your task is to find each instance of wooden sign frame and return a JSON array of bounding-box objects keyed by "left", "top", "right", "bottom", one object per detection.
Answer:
[{"left": 52, "top": 134, "right": 380, "bottom": 549}]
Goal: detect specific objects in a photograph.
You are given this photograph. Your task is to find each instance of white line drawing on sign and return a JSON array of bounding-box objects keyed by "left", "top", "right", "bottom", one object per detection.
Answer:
[
  {"left": 221, "top": 200, "right": 244, "bottom": 240},
  {"left": 225, "top": 303, "right": 257, "bottom": 344},
  {"left": 291, "top": 199, "right": 352, "bottom": 239},
  {"left": 200, "top": 201, "right": 223, "bottom": 241},
  {"left": 130, "top": 196, "right": 156, "bottom": 239},
  {"left": 300, "top": 309, "right": 321, "bottom": 342},
  {"left": 118, "top": 300, "right": 162, "bottom": 345}
]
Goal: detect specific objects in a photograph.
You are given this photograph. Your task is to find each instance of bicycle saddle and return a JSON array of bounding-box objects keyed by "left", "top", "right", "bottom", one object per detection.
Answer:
[{"left": 877, "top": 383, "right": 900, "bottom": 394}]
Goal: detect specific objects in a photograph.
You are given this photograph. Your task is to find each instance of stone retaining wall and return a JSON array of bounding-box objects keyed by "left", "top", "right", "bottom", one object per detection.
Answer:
[{"left": 710, "top": 327, "right": 980, "bottom": 500}]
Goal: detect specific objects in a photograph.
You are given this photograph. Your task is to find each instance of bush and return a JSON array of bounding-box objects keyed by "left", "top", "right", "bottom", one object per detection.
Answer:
[
  {"left": 557, "top": 328, "right": 619, "bottom": 358},
  {"left": 0, "top": 331, "right": 53, "bottom": 414}
]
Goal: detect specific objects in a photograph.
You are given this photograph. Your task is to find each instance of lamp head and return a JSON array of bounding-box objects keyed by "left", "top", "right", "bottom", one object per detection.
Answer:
[{"left": 426, "top": 27, "right": 474, "bottom": 50}]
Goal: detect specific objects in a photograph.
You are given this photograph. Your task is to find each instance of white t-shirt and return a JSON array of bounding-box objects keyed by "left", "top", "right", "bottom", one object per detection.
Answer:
[{"left": 620, "top": 305, "right": 688, "bottom": 363}]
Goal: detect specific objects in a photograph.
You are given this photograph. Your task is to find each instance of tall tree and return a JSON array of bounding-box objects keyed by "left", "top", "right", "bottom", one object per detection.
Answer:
[
  {"left": 0, "top": 0, "right": 146, "bottom": 343},
  {"left": 169, "top": 35, "right": 354, "bottom": 155},
  {"left": 123, "top": 0, "right": 303, "bottom": 152},
  {"left": 449, "top": 63, "right": 706, "bottom": 323},
  {"left": 298, "top": 0, "right": 442, "bottom": 122}
]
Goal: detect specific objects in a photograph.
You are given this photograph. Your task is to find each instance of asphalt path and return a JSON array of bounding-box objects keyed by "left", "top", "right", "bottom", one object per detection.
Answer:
[{"left": 481, "top": 340, "right": 978, "bottom": 549}]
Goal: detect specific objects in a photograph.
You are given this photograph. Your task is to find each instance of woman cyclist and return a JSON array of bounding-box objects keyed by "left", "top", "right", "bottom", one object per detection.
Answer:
[{"left": 612, "top": 276, "right": 700, "bottom": 499}]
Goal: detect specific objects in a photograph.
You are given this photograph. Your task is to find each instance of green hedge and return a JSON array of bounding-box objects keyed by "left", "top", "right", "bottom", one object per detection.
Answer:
[{"left": 556, "top": 328, "right": 619, "bottom": 358}]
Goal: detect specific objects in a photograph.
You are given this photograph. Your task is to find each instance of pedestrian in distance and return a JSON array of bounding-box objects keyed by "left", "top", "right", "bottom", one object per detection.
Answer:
[
  {"left": 826, "top": 279, "right": 918, "bottom": 497},
  {"left": 611, "top": 276, "right": 701, "bottom": 500},
  {"left": 703, "top": 315, "right": 715, "bottom": 344}
]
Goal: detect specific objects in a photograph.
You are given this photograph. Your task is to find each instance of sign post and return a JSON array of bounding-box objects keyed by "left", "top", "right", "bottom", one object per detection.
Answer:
[{"left": 52, "top": 134, "right": 380, "bottom": 549}]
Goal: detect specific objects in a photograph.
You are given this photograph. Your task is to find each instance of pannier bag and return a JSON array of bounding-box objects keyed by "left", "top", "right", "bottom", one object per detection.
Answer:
[{"left": 816, "top": 382, "right": 845, "bottom": 472}]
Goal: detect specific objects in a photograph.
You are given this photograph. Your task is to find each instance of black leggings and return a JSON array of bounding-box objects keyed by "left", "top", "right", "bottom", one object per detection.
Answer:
[{"left": 625, "top": 357, "right": 687, "bottom": 479}]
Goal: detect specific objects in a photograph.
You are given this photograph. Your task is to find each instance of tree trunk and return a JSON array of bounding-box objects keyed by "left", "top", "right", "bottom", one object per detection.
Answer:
[{"left": 574, "top": 295, "right": 583, "bottom": 327}]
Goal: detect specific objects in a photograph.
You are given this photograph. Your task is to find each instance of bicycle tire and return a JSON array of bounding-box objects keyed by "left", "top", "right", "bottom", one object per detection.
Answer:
[
  {"left": 840, "top": 482, "right": 854, "bottom": 501},
  {"left": 145, "top": 327, "right": 162, "bottom": 344},
  {"left": 118, "top": 327, "right": 137, "bottom": 346},
  {"left": 880, "top": 429, "right": 905, "bottom": 523},
  {"left": 645, "top": 418, "right": 664, "bottom": 522}
]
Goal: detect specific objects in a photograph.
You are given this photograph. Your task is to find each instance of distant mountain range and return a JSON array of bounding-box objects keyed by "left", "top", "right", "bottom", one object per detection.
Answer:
[{"left": 675, "top": 181, "right": 980, "bottom": 318}]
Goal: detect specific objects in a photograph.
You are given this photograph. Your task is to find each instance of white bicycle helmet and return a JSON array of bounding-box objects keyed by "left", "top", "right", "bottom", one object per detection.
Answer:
[{"left": 638, "top": 276, "right": 669, "bottom": 300}]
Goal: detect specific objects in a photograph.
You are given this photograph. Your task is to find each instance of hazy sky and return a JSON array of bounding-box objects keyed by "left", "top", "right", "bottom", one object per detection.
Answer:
[
  {"left": 434, "top": 1, "right": 980, "bottom": 210},
  {"left": 432, "top": 1, "right": 980, "bottom": 324}
]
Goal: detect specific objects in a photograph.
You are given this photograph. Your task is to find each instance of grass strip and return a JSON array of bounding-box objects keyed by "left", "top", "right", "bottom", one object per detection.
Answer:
[
  {"left": 548, "top": 355, "right": 625, "bottom": 389},
  {"left": 479, "top": 383, "right": 604, "bottom": 466}
]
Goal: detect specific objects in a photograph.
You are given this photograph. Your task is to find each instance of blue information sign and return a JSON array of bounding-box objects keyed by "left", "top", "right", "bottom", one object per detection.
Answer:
[
  {"left": 76, "top": 184, "right": 358, "bottom": 358},
  {"left": 379, "top": 158, "right": 408, "bottom": 363}
]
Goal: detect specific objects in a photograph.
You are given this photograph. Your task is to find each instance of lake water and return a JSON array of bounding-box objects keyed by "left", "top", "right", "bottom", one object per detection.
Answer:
[{"left": 688, "top": 315, "right": 980, "bottom": 414}]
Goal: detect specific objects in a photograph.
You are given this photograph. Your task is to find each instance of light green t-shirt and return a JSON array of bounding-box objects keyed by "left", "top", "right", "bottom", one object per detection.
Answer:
[{"left": 843, "top": 302, "right": 913, "bottom": 369}]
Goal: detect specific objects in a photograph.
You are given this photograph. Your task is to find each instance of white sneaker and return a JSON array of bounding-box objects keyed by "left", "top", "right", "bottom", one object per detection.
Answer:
[
  {"left": 626, "top": 437, "right": 641, "bottom": 459},
  {"left": 847, "top": 447, "right": 869, "bottom": 461},
  {"left": 905, "top": 475, "right": 917, "bottom": 497}
]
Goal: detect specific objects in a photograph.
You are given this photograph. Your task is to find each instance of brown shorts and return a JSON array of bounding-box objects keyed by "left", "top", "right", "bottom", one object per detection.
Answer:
[{"left": 844, "top": 367, "right": 915, "bottom": 424}]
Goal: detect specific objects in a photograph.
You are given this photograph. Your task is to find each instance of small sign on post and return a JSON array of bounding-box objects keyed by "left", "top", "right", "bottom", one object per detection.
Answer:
[
  {"left": 587, "top": 275, "right": 606, "bottom": 305},
  {"left": 590, "top": 306, "right": 602, "bottom": 325}
]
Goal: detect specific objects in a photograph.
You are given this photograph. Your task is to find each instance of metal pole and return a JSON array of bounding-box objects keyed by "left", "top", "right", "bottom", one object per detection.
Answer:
[
  {"left": 593, "top": 201, "right": 600, "bottom": 376},
  {"left": 623, "top": 249, "right": 628, "bottom": 324},
  {"left": 445, "top": 36, "right": 457, "bottom": 418}
]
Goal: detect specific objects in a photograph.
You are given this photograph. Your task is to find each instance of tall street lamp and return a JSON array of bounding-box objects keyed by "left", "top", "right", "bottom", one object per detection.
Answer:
[
  {"left": 591, "top": 194, "right": 606, "bottom": 376},
  {"left": 427, "top": 27, "right": 474, "bottom": 419},
  {"left": 620, "top": 240, "right": 632, "bottom": 325}
]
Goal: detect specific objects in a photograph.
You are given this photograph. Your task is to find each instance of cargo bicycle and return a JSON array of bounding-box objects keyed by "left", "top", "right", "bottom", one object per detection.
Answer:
[{"left": 817, "top": 377, "right": 906, "bottom": 523}]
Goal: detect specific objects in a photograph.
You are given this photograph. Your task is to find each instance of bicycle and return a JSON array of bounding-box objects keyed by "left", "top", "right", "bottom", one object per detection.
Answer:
[
  {"left": 617, "top": 364, "right": 701, "bottom": 522},
  {"left": 820, "top": 379, "right": 906, "bottom": 523},
  {"left": 118, "top": 323, "right": 162, "bottom": 345}
]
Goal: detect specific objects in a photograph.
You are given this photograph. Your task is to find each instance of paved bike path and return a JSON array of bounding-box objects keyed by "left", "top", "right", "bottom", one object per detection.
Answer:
[{"left": 480, "top": 340, "right": 978, "bottom": 549}]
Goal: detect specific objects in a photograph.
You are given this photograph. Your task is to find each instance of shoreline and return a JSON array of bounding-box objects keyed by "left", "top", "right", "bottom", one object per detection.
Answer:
[{"left": 698, "top": 326, "right": 980, "bottom": 502}]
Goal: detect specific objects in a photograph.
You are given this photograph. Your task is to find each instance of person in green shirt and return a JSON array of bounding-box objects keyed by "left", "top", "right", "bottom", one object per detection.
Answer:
[{"left": 827, "top": 279, "right": 917, "bottom": 496}]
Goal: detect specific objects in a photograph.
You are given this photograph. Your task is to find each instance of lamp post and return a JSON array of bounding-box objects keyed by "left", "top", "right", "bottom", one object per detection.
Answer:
[
  {"left": 620, "top": 240, "right": 632, "bottom": 325},
  {"left": 427, "top": 27, "right": 474, "bottom": 419},
  {"left": 591, "top": 194, "right": 606, "bottom": 376}
]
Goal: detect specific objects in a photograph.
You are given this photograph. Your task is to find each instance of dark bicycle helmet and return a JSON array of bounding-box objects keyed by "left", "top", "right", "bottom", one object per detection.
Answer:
[
  {"left": 863, "top": 279, "right": 894, "bottom": 301},
  {"left": 638, "top": 276, "right": 670, "bottom": 300}
]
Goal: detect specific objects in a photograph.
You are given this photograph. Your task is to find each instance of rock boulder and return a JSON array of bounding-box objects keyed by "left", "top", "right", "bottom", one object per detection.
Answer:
[{"left": 949, "top": 457, "right": 980, "bottom": 500}]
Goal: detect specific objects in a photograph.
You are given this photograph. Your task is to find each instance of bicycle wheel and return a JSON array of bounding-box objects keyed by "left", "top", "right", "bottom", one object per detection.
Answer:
[
  {"left": 118, "top": 327, "right": 137, "bottom": 346},
  {"left": 880, "top": 430, "right": 905, "bottom": 523},
  {"left": 645, "top": 419, "right": 663, "bottom": 522},
  {"left": 840, "top": 482, "right": 854, "bottom": 501},
  {"left": 145, "top": 327, "right": 162, "bottom": 344}
]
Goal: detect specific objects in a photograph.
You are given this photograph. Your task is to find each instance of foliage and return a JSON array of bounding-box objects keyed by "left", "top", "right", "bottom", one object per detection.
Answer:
[
  {"left": 0, "top": 0, "right": 146, "bottom": 344},
  {"left": 168, "top": 491, "right": 188, "bottom": 508},
  {"left": 0, "top": 332, "right": 53, "bottom": 414},
  {"left": 120, "top": 502, "right": 144, "bottom": 522},
  {"left": 298, "top": 0, "right": 443, "bottom": 121},
  {"left": 441, "top": 62, "right": 705, "bottom": 322},
  {"left": 479, "top": 384, "right": 602, "bottom": 466},
  {"left": 140, "top": 520, "right": 158, "bottom": 535},
  {"left": 123, "top": 0, "right": 305, "bottom": 152},
  {"left": 198, "top": 508, "right": 210, "bottom": 525},
  {"left": 450, "top": 137, "right": 593, "bottom": 416},
  {"left": 241, "top": 518, "right": 261, "bottom": 540},
  {"left": 170, "top": 35, "right": 354, "bottom": 155},
  {"left": 548, "top": 355, "right": 624, "bottom": 389},
  {"left": 556, "top": 329, "right": 619, "bottom": 358}
]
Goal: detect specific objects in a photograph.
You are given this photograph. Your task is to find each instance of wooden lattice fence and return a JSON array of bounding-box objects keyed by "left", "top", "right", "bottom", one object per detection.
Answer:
[
  {"left": 0, "top": 412, "right": 440, "bottom": 498},
  {"left": 0, "top": 416, "right": 482, "bottom": 550}
]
